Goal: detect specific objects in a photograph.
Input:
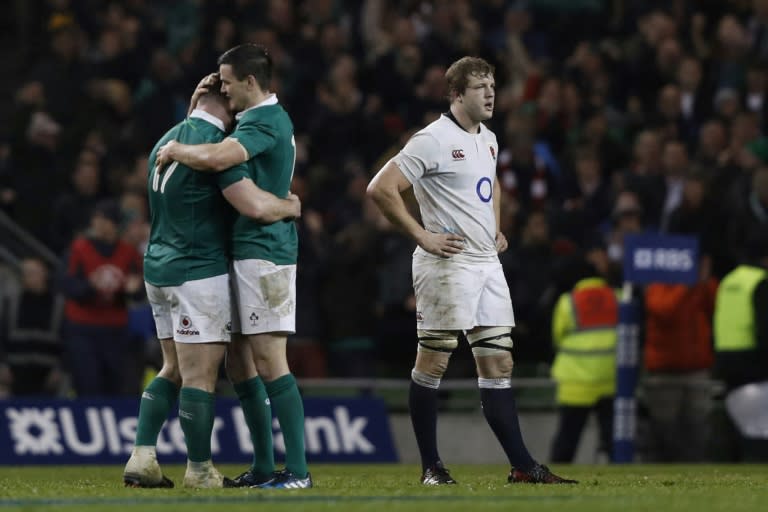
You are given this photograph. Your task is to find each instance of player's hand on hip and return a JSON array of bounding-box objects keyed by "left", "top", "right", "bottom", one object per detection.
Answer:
[
  {"left": 156, "top": 140, "right": 178, "bottom": 169},
  {"left": 419, "top": 231, "right": 465, "bottom": 258},
  {"left": 495, "top": 232, "right": 508, "bottom": 253},
  {"left": 287, "top": 192, "right": 302, "bottom": 218}
]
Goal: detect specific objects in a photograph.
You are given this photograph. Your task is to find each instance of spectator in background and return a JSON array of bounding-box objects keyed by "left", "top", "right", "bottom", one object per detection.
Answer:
[
  {"left": 558, "top": 146, "right": 613, "bottom": 243},
  {"left": 0, "top": 258, "right": 65, "bottom": 396},
  {"left": 615, "top": 130, "right": 665, "bottom": 228},
  {"left": 605, "top": 190, "right": 646, "bottom": 281},
  {"left": 713, "top": 15, "right": 751, "bottom": 91},
  {"left": 659, "top": 139, "right": 691, "bottom": 231},
  {"left": 369, "top": 197, "right": 419, "bottom": 377},
  {"left": 641, "top": 254, "right": 718, "bottom": 462},
  {"left": 59, "top": 199, "right": 144, "bottom": 397},
  {"left": 675, "top": 55, "right": 712, "bottom": 147},
  {"left": 727, "top": 167, "right": 768, "bottom": 267},
  {"left": 693, "top": 119, "right": 727, "bottom": 168},
  {"left": 714, "top": 232, "right": 768, "bottom": 461},
  {"left": 502, "top": 209, "right": 560, "bottom": 365},
  {"left": 743, "top": 62, "right": 768, "bottom": 132},
  {"left": 549, "top": 250, "right": 618, "bottom": 463},
  {"left": 714, "top": 233, "right": 768, "bottom": 392},
  {"left": 287, "top": 178, "right": 329, "bottom": 379},
  {"left": 651, "top": 84, "right": 688, "bottom": 144},
  {"left": 666, "top": 168, "right": 729, "bottom": 277},
  {"left": 320, "top": 196, "right": 381, "bottom": 378},
  {"left": 49, "top": 147, "right": 105, "bottom": 254}
]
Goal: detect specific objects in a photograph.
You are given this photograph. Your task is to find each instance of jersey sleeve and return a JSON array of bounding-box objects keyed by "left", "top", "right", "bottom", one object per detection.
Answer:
[
  {"left": 216, "top": 163, "right": 250, "bottom": 189},
  {"left": 227, "top": 117, "right": 278, "bottom": 160},
  {"left": 390, "top": 132, "right": 440, "bottom": 183}
]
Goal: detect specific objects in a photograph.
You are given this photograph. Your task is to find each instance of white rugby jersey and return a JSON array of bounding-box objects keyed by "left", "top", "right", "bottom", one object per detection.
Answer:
[{"left": 391, "top": 114, "right": 499, "bottom": 261}]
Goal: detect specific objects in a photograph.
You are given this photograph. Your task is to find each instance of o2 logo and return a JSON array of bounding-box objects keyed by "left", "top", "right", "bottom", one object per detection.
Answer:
[{"left": 476, "top": 177, "right": 493, "bottom": 203}]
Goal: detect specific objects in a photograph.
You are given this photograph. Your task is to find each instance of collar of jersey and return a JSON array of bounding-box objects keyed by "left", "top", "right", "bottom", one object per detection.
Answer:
[
  {"left": 443, "top": 111, "right": 481, "bottom": 134},
  {"left": 189, "top": 109, "right": 226, "bottom": 132},
  {"left": 236, "top": 94, "right": 279, "bottom": 120}
]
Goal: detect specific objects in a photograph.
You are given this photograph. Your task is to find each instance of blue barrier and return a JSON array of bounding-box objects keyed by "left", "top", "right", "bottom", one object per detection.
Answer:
[{"left": 0, "top": 397, "right": 398, "bottom": 465}]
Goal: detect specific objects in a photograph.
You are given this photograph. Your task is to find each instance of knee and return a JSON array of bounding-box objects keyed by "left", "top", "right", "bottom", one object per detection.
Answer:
[
  {"left": 413, "top": 357, "right": 450, "bottom": 381},
  {"left": 254, "top": 358, "right": 285, "bottom": 382},
  {"left": 158, "top": 362, "right": 181, "bottom": 386},
  {"left": 414, "top": 329, "right": 458, "bottom": 380},
  {"left": 474, "top": 353, "right": 514, "bottom": 379}
]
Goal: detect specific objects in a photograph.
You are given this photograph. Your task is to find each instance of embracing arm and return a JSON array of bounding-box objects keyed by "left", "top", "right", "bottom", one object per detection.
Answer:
[
  {"left": 157, "top": 138, "right": 248, "bottom": 172},
  {"left": 222, "top": 178, "right": 301, "bottom": 223}
]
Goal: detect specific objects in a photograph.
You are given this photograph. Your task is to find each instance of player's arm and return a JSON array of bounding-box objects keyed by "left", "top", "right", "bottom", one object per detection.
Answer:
[
  {"left": 156, "top": 138, "right": 247, "bottom": 173},
  {"left": 222, "top": 177, "right": 301, "bottom": 223},
  {"left": 367, "top": 161, "right": 463, "bottom": 257},
  {"left": 493, "top": 176, "right": 508, "bottom": 253}
]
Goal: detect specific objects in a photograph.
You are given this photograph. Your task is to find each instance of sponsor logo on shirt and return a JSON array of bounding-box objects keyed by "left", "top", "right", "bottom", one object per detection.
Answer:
[
  {"left": 451, "top": 149, "right": 465, "bottom": 160},
  {"left": 176, "top": 315, "right": 200, "bottom": 336},
  {"left": 416, "top": 311, "right": 424, "bottom": 322},
  {"left": 489, "top": 146, "right": 496, "bottom": 160}
]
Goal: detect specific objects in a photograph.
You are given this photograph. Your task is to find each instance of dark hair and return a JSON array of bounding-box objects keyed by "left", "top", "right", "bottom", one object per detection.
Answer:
[
  {"left": 445, "top": 56, "right": 494, "bottom": 98},
  {"left": 197, "top": 75, "right": 228, "bottom": 106},
  {"left": 218, "top": 44, "right": 272, "bottom": 90}
]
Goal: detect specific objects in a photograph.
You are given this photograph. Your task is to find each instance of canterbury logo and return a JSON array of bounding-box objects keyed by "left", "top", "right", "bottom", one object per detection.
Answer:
[{"left": 451, "top": 149, "right": 465, "bottom": 160}]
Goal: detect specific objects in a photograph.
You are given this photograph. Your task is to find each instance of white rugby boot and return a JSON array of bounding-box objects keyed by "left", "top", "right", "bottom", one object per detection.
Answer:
[
  {"left": 182, "top": 460, "right": 235, "bottom": 488},
  {"left": 123, "top": 446, "right": 174, "bottom": 488}
]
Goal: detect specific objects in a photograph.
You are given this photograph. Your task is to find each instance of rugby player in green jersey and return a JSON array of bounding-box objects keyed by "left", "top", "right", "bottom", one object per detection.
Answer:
[
  {"left": 156, "top": 44, "right": 311, "bottom": 489},
  {"left": 123, "top": 76, "right": 300, "bottom": 489}
]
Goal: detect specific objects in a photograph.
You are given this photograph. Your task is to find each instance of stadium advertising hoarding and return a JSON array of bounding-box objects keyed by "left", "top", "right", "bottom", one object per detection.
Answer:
[
  {"left": 0, "top": 397, "right": 398, "bottom": 465},
  {"left": 622, "top": 233, "right": 699, "bottom": 285}
]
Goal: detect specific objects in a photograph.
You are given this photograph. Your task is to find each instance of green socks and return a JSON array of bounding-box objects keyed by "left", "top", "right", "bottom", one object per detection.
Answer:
[
  {"left": 266, "top": 374, "right": 307, "bottom": 478},
  {"left": 135, "top": 377, "right": 178, "bottom": 446},
  {"left": 234, "top": 376, "right": 275, "bottom": 476},
  {"left": 178, "top": 387, "right": 215, "bottom": 462}
]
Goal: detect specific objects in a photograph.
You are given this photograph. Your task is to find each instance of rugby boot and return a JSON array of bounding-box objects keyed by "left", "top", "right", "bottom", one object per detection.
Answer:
[
  {"left": 421, "top": 461, "right": 457, "bottom": 485},
  {"left": 123, "top": 447, "right": 174, "bottom": 488},
  {"left": 508, "top": 463, "right": 578, "bottom": 484}
]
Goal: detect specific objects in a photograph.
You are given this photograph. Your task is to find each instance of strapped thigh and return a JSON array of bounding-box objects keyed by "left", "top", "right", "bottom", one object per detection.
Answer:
[
  {"left": 466, "top": 326, "right": 513, "bottom": 357},
  {"left": 417, "top": 329, "right": 460, "bottom": 353}
]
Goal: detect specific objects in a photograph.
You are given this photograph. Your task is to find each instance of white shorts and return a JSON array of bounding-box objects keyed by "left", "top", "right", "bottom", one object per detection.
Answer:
[
  {"left": 231, "top": 259, "right": 296, "bottom": 335},
  {"left": 145, "top": 274, "right": 232, "bottom": 343},
  {"left": 412, "top": 255, "right": 515, "bottom": 331}
]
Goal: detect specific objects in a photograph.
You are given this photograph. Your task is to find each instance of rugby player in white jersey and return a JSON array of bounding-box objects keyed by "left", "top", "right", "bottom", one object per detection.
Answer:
[{"left": 367, "top": 56, "right": 577, "bottom": 485}]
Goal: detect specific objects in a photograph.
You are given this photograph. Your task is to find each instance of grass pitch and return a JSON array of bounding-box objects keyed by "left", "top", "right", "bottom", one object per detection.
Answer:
[{"left": 1, "top": 464, "right": 767, "bottom": 512}]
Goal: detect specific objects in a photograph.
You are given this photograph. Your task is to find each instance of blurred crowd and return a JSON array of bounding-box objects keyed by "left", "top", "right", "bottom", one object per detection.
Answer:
[{"left": 0, "top": 0, "right": 767, "bottom": 421}]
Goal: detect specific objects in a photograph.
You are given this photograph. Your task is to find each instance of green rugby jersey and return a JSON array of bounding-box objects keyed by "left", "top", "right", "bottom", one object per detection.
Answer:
[
  {"left": 144, "top": 112, "right": 247, "bottom": 286},
  {"left": 228, "top": 99, "right": 298, "bottom": 264}
]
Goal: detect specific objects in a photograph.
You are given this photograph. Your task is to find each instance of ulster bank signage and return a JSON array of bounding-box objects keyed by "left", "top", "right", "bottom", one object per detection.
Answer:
[{"left": 0, "top": 397, "right": 398, "bottom": 464}]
